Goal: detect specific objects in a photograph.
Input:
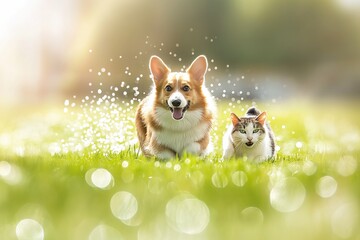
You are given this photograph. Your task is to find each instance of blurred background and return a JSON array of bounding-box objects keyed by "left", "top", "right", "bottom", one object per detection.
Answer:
[{"left": 1, "top": 0, "right": 360, "bottom": 106}]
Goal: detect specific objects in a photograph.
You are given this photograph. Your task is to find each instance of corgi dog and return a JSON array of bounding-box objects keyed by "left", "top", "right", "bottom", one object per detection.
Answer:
[{"left": 135, "top": 55, "right": 216, "bottom": 159}]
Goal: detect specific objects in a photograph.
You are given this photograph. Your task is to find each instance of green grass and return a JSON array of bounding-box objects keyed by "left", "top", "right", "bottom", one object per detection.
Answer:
[{"left": 0, "top": 101, "right": 360, "bottom": 240}]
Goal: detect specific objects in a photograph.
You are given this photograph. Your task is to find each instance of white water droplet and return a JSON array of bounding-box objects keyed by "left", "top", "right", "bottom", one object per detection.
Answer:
[{"left": 16, "top": 219, "right": 44, "bottom": 240}]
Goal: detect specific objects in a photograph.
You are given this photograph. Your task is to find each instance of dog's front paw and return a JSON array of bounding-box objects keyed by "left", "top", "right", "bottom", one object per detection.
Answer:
[
  {"left": 183, "top": 142, "right": 201, "bottom": 156},
  {"left": 156, "top": 150, "right": 176, "bottom": 160}
]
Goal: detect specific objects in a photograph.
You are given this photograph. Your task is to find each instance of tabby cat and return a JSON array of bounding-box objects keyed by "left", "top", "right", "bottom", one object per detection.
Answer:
[{"left": 222, "top": 107, "right": 276, "bottom": 162}]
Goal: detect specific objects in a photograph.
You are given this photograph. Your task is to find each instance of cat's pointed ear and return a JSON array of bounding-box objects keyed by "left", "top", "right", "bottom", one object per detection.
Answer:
[
  {"left": 186, "top": 55, "right": 208, "bottom": 85},
  {"left": 256, "top": 112, "right": 267, "bottom": 125},
  {"left": 149, "top": 56, "right": 171, "bottom": 84},
  {"left": 230, "top": 113, "right": 240, "bottom": 126}
]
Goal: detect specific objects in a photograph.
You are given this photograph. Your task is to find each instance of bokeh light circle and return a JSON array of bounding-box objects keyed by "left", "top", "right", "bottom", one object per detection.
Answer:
[
  {"left": 166, "top": 194, "right": 210, "bottom": 234},
  {"left": 16, "top": 219, "right": 44, "bottom": 240},
  {"left": 231, "top": 171, "right": 247, "bottom": 187},
  {"left": 211, "top": 172, "right": 228, "bottom": 188},
  {"left": 110, "top": 191, "right": 138, "bottom": 221},
  {"left": 331, "top": 203, "right": 358, "bottom": 239},
  {"left": 337, "top": 155, "right": 357, "bottom": 177},
  {"left": 91, "top": 168, "right": 113, "bottom": 189},
  {"left": 316, "top": 176, "right": 337, "bottom": 198},
  {"left": 241, "top": 207, "right": 264, "bottom": 225},
  {"left": 88, "top": 224, "right": 123, "bottom": 240},
  {"left": 270, "top": 177, "right": 306, "bottom": 213}
]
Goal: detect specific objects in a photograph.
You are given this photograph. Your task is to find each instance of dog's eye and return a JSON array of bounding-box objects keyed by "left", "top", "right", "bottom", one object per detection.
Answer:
[
  {"left": 239, "top": 129, "right": 246, "bottom": 134},
  {"left": 253, "top": 129, "right": 260, "bottom": 133},
  {"left": 182, "top": 85, "right": 190, "bottom": 92},
  {"left": 165, "top": 85, "right": 173, "bottom": 92}
]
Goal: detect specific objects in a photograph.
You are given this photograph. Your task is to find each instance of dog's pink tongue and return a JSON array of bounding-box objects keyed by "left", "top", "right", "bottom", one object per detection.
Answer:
[{"left": 172, "top": 108, "right": 183, "bottom": 120}]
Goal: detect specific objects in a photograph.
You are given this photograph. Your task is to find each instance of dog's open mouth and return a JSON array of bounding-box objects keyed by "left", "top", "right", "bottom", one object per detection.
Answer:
[
  {"left": 168, "top": 101, "right": 190, "bottom": 120},
  {"left": 245, "top": 142, "right": 254, "bottom": 147}
]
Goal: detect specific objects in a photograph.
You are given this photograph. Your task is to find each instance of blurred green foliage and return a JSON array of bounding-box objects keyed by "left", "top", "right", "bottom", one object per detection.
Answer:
[{"left": 84, "top": 0, "right": 360, "bottom": 69}]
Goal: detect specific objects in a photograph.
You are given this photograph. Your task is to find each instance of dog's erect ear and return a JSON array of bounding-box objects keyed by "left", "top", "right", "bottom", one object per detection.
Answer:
[
  {"left": 149, "top": 56, "right": 171, "bottom": 84},
  {"left": 256, "top": 112, "right": 267, "bottom": 126},
  {"left": 187, "top": 55, "right": 208, "bottom": 85},
  {"left": 230, "top": 113, "right": 240, "bottom": 126}
]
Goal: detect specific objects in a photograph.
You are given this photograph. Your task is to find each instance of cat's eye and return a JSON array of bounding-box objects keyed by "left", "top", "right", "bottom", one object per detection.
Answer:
[
  {"left": 253, "top": 129, "right": 260, "bottom": 133},
  {"left": 239, "top": 129, "right": 246, "bottom": 134},
  {"left": 182, "top": 85, "right": 190, "bottom": 92},
  {"left": 165, "top": 85, "right": 173, "bottom": 92}
]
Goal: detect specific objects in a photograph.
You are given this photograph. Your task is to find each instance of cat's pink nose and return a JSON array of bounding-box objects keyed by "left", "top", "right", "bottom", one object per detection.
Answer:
[{"left": 247, "top": 137, "right": 253, "bottom": 141}]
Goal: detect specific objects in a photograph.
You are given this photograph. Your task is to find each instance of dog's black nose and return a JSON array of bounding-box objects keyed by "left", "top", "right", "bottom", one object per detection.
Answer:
[{"left": 171, "top": 99, "right": 181, "bottom": 107}]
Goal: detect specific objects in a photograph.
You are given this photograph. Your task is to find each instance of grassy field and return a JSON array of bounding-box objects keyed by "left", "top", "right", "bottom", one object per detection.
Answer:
[{"left": 0, "top": 100, "right": 359, "bottom": 240}]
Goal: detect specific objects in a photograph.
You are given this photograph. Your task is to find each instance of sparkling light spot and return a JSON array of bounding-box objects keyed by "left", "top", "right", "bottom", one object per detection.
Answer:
[
  {"left": 16, "top": 219, "right": 44, "bottom": 240},
  {"left": 110, "top": 191, "right": 138, "bottom": 221},
  {"left": 166, "top": 194, "right": 210, "bottom": 234},
  {"left": 211, "top": 172, "right": 228, "bottom": 188},
  {"left": 231, "top": 171, "right": 247, "bottom": 187},
  {"left": 173, "top": 164, "right": 181, "bottom": 172},
  {"left": 295, "top": 141, "right": 303, "bottom": 149},
  {"left": 270, "top": 177, "right": 306, "bottom": 213},
  {"left": 316, "top": 176, "right": 337, "bottom": 198},
  {"left": 91, "top": 168, "right": 113, "bottom": 189},
  {"left": 122, "top": 161, "right": 129, "bottom": 168},
  {"left": 165, "top": 162, "right": 172, "bottom": 169}
]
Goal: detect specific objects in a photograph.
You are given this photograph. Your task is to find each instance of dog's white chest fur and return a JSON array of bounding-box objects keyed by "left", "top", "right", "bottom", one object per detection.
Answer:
[{"left": 154, "top": 107, "right": 209, "bottom": 155}]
